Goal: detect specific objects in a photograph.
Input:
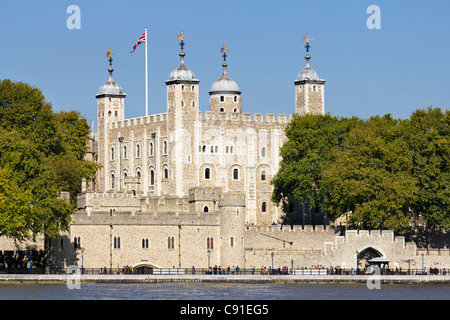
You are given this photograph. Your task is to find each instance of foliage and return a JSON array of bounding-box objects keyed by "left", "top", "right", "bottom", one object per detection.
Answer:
[
  {"left": 271, "top": 113, "right": 360, "bottom": 210},
  {"left": 0, "top": 79, "right": 99, "bottom": 241},
  {"left": 272, "top": 108, "right": 449, "bottom": 233},
  {"left": 323, "top": 115, "right": 418, "bottom": 232},
  {"left": 403, "top": 108, "right": 450, "bottom": 230}
]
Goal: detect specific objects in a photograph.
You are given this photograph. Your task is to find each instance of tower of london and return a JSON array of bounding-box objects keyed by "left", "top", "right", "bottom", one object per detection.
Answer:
[
  {"left": 90, "top": 35, "right": 326, "bottom": 226},
  {"left": 72, "top": 33, "right": 330, "bottom": 269},
  {"left": 4, "top": 33, "right": 442, "bottom": 272}
]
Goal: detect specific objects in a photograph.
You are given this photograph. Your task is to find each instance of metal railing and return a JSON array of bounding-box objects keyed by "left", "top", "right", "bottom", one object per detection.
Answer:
[{"left": 0, "top": 267, "right": 448, "bottom": 276}]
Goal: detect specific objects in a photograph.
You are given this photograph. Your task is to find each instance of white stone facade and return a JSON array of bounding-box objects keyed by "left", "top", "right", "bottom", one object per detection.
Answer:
[{"left": 2, "top": 43, "right": 448, "bottom": 272}]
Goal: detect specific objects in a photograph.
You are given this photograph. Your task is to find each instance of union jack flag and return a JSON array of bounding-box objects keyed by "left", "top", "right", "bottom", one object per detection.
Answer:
[{"left": 130, "top": 32, "right": 146, "bottom": 54}]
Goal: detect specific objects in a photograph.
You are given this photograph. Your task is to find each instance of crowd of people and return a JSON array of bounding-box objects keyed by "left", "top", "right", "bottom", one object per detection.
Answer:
[{"left": 92, "top": 265, "right": 448, "bottom": 276}]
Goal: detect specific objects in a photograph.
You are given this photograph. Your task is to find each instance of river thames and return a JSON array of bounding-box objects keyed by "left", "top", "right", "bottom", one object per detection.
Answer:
[{"left": 0, "top": 282, "right": 449, "bottom": 300}]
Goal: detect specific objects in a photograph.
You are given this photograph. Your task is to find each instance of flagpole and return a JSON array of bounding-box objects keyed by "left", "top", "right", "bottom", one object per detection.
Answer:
[{"left": 145, "top": 28, "right": 148, "bottom": 117}]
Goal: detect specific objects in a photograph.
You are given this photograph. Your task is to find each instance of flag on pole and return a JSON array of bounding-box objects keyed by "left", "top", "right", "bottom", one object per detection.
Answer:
[
  {"left": 130, "top": 29, "right": 149, "bottom": 116},
  {"left": 131, "top": 31, "right": 146, "bottom": 54}
]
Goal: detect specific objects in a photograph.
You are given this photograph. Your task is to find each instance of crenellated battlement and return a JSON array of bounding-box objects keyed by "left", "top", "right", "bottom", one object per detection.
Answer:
[
  {"left": 345, "top": 229, "right": 395, "bottom": 240},
  {"left": 201, "top": 111, "right": 292, "bottom": 125},
  {"left": 247, "top": 224, "right": 333, "bottom": 234},
  {"left": 106, "top": 110, "right": 294, "bottom": 130},
  {"left": 109, "top": 112, "right": 168, "bottom": 129},
  {"left": 72, "top": 209, "right": 220, "bottom": 226}
]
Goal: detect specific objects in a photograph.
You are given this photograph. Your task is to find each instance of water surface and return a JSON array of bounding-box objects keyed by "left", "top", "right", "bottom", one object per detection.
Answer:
[{"left": 1, "top": 282, "right": 448, "bottom": 300}]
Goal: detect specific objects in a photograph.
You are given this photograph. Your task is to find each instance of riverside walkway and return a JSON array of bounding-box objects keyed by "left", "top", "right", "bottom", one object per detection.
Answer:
[{"left": 0, "top": 273, "right": 449, "bottom": 284}]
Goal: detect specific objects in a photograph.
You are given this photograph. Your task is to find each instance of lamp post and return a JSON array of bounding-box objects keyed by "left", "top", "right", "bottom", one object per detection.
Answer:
[
  {"left": 355, "top": 251, "right": 359, "bottom": 275},
  {"left": 207, "top": 250, "right": 211, "bottom": 271},
  {"left": 271, "top": 252, "right": 274, "bottom": 274},
  {"left": 81, "top": 249, "right": 85, "bottom": 275},
  {"left": 29, "top": 249, "right": 32, "bottom": 275},
  {"left": 421, "top": 253, "right": 424, "bottom": 275}
]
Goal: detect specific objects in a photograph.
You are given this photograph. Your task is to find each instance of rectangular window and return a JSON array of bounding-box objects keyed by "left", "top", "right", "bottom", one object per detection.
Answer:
[
  {"left": 230, "top": 237, "right": 234, "bottom": 247},
  {"left": 168, "top": 237, "right": 174, "bottom": 249}
]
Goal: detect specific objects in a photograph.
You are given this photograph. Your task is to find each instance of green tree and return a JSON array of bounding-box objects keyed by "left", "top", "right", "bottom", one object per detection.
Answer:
[
  {"left": 271, "top": 113, "right": 360, "bottom": 216},
  {"left": 403, "top": 107, "right": 450, "bottom": 230},
  {"left": 322, "top": 115, "right": 418, "bottom": 232},
  {"left": 0, "top": 79, "right": 98, "bottom": 241}
]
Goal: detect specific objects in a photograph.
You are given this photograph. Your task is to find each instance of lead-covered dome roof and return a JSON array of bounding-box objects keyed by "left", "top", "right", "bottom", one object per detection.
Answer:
[
  {"left": 97, "top": 67, "right": 126, "bottom": 97},
  {"left": 210, "top": 63, "right": 240, "bottom": 94},
  {"left": 168, "top": 52, "right": 199, "bottom": 82}
]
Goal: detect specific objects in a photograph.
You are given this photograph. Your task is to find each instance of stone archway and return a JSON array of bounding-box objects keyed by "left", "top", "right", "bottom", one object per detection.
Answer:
[
  {"left": 129, "top": 263, "right": 158, "bottom": 274},
  {"left": 358, "top": 247, "right": 383, "bottom": 269}
]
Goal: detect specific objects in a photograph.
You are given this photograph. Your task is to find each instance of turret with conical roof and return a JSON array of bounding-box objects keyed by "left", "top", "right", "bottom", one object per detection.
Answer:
[
  {"left": 209, "top": 44, "right": 242, "bottom": 113},
  {"left": 96, "top": 49, "right": 127, "bottom": 192},
  {"left": 294, "top": 34, "right": 325, "bottom": 115},
  {"left": 165, "top": 31, "right": 200, "bottom": 197}
]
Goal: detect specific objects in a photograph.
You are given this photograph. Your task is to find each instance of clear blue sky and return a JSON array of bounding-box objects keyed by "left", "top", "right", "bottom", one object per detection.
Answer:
[{"left": 1, "top": 0, "right": 449, "bottom": 129}]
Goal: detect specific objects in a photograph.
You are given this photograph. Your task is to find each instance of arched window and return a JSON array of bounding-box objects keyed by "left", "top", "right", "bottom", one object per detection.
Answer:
[
  {"left": 233, "top": 168, "right": 239, "bottom": 180},
  {"left": 205, "top": 168, "right": 211, "bottom": 180},
  {"left": 261, "top": 147, "right": 266, "bottom": 157},
  {"left": 262, "top": 202, "right": 267, "bottom": 212},
  {"left": 163, "top": 141, "right": 168, "bottom": 155},
  {"left": 207, "top": 237, "right": 214, "bottom": 250},
  {"left": 203, "top": 206, "right": 209, "bottom": 213},
  {"left": 192, "top": 101, "right": 195, "bottom": 107},
  {"left": 220, "top": 96, "right": 224, "bottom": 102},
  {"left": 111, "top": 148, "right": 115, "bottom": 161},
  {"left": 123, "top": 146, "right": 127, "bottom": 159},
  {"left": 150, "top": 169, "right": 155, "bottom": 186},
  {"left": 220, "top": 108, "right": 224, "bottom": 112},
  {"left": 149, "top": 142, "right": 154, "bottom": 156},
  {"left": 74, "top": 237, "right": 81, "bottom": 249},
  {"left": 234, "top": 96, "right": 237, "bottom": 102},
  {"left": 164, "top": 168, "right": 169, "bottom": 179},
  {"left": 261, "top": 170, "right": 266, "bottom": 181},
  {"left": 111, "top": 174, "right": 115, "bottom": 189},
  {"left": 136, "top": 144, "right": 140, "bottom": 158}
]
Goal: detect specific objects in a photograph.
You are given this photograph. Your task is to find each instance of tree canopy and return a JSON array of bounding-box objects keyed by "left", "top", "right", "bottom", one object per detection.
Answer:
[
  {"left": 272, "top": 108, "right": 449, "bottom": 233},
  {"left": 0, "top": 79, "right": 99, "bottom": 241}
]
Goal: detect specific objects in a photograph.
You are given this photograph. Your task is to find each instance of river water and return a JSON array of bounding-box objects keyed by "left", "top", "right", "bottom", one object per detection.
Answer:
[{"left": 0, "top": 282, "right": 449, "bottom": 300}]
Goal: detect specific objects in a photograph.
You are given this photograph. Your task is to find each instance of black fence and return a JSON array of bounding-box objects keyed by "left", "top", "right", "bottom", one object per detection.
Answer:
[{"left": 0, "top": 266, "right": 448, "bottom": 276}]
